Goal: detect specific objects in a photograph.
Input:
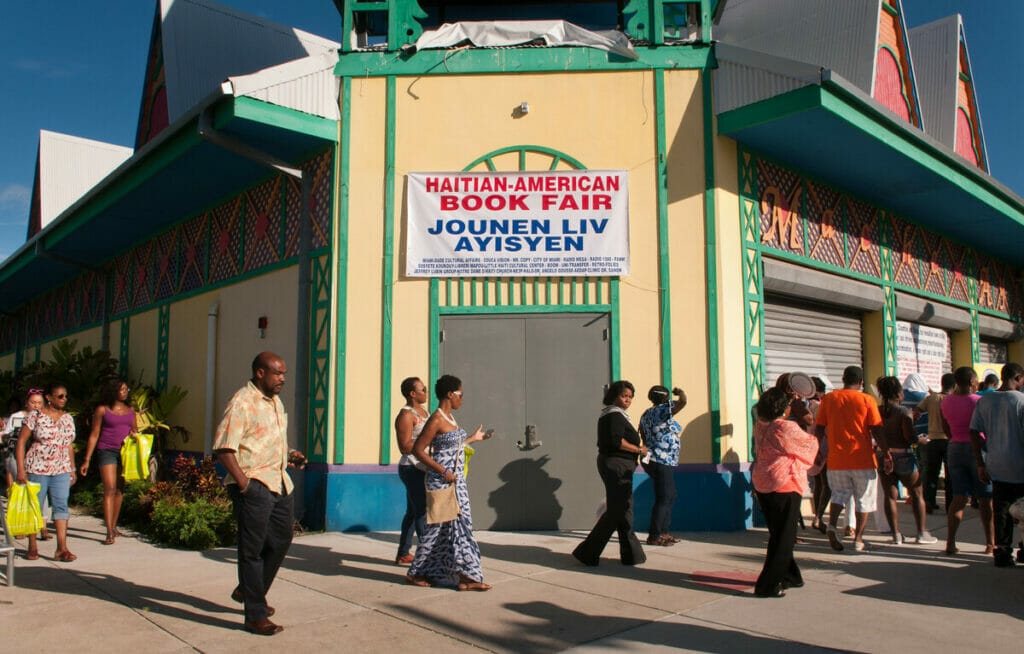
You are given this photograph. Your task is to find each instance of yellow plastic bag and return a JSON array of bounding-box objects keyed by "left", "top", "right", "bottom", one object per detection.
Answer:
[
  {"left": 6, "top": 482, "right": 44, "bottom": 537},
  {"left": 463, "top": 445, "right": 475, "bottom": 478},
  {"left": 120, "top": 433, "right": 155, "bottom": 481}
]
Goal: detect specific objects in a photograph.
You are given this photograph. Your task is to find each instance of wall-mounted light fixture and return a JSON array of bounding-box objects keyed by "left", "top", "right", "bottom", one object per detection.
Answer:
[{"left": 512, "top": 101, "right": 530, "bottom": 119}]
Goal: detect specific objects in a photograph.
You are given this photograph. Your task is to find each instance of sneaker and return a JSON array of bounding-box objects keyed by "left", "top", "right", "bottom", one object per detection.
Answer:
[
  {"left": 891, "top": 533, "right": 904, "bottom": 545},
  {"left": 915, "top": 532, "right": 938, "bottom": 545},
  {"left": 853, "top": 540, "right": 869, "bottom": 552},
  {"left": 994, "top": 553, "right": 1016, "bottom": 568}
]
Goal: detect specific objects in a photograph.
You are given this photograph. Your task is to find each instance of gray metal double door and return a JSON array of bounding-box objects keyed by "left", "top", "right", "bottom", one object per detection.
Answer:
[{"left": 439, "top": 313, "right": 610, "bottom": 530}]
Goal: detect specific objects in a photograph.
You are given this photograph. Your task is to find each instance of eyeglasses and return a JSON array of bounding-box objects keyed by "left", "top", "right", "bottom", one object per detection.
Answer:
[
  {"left": 54, "top": 394, "right": 68, "bottom": 399},
  {"left": 452, "top": 391, "right": 463, "bottom": 398}
]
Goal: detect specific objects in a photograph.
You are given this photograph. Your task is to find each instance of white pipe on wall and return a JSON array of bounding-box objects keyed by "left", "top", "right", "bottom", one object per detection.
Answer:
[{"left": 204, "top": 300, "right": 220, "bottom": 455}]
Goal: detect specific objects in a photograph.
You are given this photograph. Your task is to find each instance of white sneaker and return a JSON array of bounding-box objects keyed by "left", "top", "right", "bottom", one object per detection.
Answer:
[
  {"left": 915, "top": 532, "right": 938, "bottom": 544},
  {"left": 891, "top": 533, "right": 904, "bottom": 545}
]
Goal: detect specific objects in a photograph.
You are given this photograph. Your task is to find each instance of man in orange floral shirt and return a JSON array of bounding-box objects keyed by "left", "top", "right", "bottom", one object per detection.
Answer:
[{"left": 215, "top": 352, "right": 305, "bottom": 636}]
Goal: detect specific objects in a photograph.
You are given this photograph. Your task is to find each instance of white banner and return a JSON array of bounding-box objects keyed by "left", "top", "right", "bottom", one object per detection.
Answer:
[
  {"left": 896, "top": 321, "right": 949, "bottom": 389},
  {"left": 405, "top": 170, "right": 629, "bottom": 277}
]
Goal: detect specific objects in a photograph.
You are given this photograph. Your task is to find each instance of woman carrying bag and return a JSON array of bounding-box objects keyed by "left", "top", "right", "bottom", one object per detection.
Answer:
[{"left": 405, "top": 374, "right": 492, "bottom": 591}]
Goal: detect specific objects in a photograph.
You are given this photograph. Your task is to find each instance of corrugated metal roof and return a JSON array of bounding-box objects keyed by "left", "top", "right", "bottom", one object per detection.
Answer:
[
  {"left": 226, "top": 50, "right": 340, "bottom": 121},
  {"left": 957, "top": 20, "right": 989, "bottom": 171},
  {"left": 714, "top": 43, "right": 823, "bottom": 114},
  {"left": 160, "top": 0, "right": 339, "bottom": 122},
  {"left": 35, "top": 130, "right": 133, "bottom": 231},
  {"left": 907, "top": 16, "right": 958, "bottom": 149},
  {"left": 715, "top": 0, "right": 880, "bottom": 94}
]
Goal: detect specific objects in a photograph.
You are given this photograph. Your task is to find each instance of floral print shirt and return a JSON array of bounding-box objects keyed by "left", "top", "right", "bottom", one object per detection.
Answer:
[
  {"left": 23, "top": 410, "right": 76, "bottom": 475},
  {"left": 213, "top": 381, "right": 292, "bottom": 494},
  {"left": 639, "top": 402, "right": 682, "bottom": 466}
]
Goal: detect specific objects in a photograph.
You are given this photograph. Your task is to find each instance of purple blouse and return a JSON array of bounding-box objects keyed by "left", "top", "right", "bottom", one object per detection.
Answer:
[{"left": 97, "top": 409, "right": 136, "bottom": 451}]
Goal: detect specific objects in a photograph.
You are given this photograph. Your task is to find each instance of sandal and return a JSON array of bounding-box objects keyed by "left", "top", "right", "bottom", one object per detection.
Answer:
[
  {"left": 113, "top": 528, "right": 125, "bottom": 537},
  {"left": 55, "top": 550, "right": 78, "bottom": 562},
  {"left": 25, "top": 551, "right": 39, "bottom": 561},
  {"left": 102, "top": 536, "right": 116, "bottom": 545},
  {"left": 405, "top": 575, "right": 431, "bottom": 587},
  {"left": 457, "top": 581, "right": 492, "bottom": 592}
]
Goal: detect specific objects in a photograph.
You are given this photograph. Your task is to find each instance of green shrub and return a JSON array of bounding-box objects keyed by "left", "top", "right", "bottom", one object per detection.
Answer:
[
  {"left": 69, "top": 476, "right": 103, "bottom": 514},
  {"left": 119, "top": 479, "right": 153, "bottom": 525},
  {"left": 149, "top": 496, "right": 235, "bottom": 550}
]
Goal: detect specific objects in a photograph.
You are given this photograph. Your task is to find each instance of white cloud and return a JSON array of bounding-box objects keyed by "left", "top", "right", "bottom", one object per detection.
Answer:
[{"left": 0, "top": 184, "right": 30, "bottom": 210}]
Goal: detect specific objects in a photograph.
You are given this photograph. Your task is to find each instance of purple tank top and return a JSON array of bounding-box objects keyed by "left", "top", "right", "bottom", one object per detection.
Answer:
[{"left": 97, "top": 409, "right": 136, "bottom": 451}]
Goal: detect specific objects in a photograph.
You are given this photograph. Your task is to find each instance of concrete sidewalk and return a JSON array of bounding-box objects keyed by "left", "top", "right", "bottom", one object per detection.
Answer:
[{"left": 2, "top": 503, "right": 1022, "bottom": 653}]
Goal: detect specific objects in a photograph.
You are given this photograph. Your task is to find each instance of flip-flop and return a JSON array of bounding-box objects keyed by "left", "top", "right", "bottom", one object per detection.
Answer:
[
  {"left": 24, "top": 551, "right": 39, "bottom": 560},
  {"left": 102, "top": 536, "right": 115, "bottom": 545},
  {"left": 56, "top": 550, "right": 78, "bottom": 562}
]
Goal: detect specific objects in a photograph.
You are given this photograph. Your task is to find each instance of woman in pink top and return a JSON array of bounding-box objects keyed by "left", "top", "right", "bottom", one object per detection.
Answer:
[
  {"left": 80, "top": 379, "right": 138, "bottom": 545},
  {"left": 752, "top": 387, "right": 819, "bottom": 598},
  {"left": 940, "top": 367, "right": 994, "bottom": 555}
]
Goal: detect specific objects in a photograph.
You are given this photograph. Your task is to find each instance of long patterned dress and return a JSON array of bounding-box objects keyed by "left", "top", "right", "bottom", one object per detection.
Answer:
[{"left": 408, "top": 425, "right": 484, "bottom": 585}]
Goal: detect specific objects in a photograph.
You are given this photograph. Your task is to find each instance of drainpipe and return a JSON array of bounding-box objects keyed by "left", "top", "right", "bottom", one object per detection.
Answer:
[
  {"left": 204, "top": 300, "right": 219, "bottom": 455},
  {"left": 197, "top": 105, "right": 312, "bottom": 454}
]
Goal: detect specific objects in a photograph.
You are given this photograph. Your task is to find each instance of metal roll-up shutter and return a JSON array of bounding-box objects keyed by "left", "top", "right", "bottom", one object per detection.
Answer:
[
  {"left": 764, "top": 296, "right": 863, "bottom": 390},
  {"left": 944, "top": 334, "right": 953, "bottom": 374},
  {"left": 980, "top": 338, "right": 1008, "bottom": 365}
]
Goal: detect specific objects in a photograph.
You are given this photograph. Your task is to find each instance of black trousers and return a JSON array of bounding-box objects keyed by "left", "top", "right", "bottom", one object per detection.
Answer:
[
  {"left": 992, "top": 480, "right": 1024, "bottom": 557},
  {"left": 755, "top": 491, "right": 803, "bottom": 594},
  {"left": 922, "top": 439, "right": 949, "bottom": 511},
  {"left": 397, "top": 465, "right": 427, "bottom": 558},
  {"left": 644, "top": 460, "right": 677, "bottom": 537},
  {"left": 573, "top": 455, "right": 646, "bottom": 565},
  {"left": 229, "top": 480, "right": 294, "bottom": 622}
]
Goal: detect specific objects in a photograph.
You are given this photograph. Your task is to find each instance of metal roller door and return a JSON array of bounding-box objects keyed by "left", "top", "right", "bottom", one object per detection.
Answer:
[
  {"left": 980, "top": 338, "right": 1008, "bottom": 365},
  {"left": 764, "top": 296, "right": 863, "bottom": 390}
]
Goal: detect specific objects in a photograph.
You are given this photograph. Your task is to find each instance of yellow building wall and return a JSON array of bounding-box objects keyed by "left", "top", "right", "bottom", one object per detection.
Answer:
[
  {"left": 166, "top": 291, "right": 216, "bottom": 452},
  {"left": 0, "top": 353, "right": 14, "bottom": 376},
  {"left": 339, "top": 71, "right": 708, "bottom": 466},
  {"left": 127, "top": 309, "right": 159, "bottom": 387},
  {"left": 212, "top": 267, "right": 300, "bottom": 450},
  {"left": 663, "top": 69, "right": 714, "bottom": 464},
  {"left": 37, "top": 325, "right": 104, "bottom": 363},
  {"left": 713, "top": 135, "right": 747, "bottom": 463},
  {"left": 343, "top": 77, "right": 388, "bottom": 464}
]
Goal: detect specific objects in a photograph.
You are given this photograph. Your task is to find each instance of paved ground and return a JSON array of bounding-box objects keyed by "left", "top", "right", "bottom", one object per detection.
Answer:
[{"left": 2, "top": 501, "right": 1022, "bottom": 653}]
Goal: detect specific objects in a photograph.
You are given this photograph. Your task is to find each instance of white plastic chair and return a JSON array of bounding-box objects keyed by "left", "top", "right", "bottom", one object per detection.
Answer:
[{"left": 0, "top": 501, "right": 16, "bottom": 586}]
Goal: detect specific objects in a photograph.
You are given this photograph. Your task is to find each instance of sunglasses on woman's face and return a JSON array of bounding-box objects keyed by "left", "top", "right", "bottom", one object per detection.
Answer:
[{"left": 54, "top": 394, "right": 68, "bottom": 399}]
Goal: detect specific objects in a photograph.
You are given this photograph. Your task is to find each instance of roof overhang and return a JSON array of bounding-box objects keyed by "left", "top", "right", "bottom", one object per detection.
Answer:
[
  {"left": 717, "top": 70, "right": 1024, "bottom": 267},
  {"left": 0, "top": 93, "right": 336, "bottom": 310}
]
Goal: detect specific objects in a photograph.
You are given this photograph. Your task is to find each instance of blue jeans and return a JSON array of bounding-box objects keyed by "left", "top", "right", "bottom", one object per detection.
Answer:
[
  {"left": 28, "top": 472, "right": 71, "bottom": 520},
  {"left": 397, "top": 465, "right": 427, "bottom": 557},
  {"left": 644, "top": 461, "right": 677, "bottom": 537}
]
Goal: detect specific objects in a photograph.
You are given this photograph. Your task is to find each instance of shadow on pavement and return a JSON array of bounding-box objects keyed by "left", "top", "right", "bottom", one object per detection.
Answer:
[
  {"left": 389, "top": 599, "right": 860, "bottom": 653},
  {"left": 15, "top": 566, "right": 241, "bottom": 631}
]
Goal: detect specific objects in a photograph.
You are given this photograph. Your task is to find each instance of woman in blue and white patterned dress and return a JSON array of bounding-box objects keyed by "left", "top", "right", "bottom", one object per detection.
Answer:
[{"left": 407, "top": 374, "right": 492, "bottom": 591}]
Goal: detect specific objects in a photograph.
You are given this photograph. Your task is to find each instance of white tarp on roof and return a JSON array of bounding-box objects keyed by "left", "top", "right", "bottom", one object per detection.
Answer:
[
  {"left": 226, "top": 50, "right": 340, "bottom": 121},
  {"left": 409, "top": 20, "right": 638, "bottom": 60},
  {"left": 34, "top": 131, "right": 133, "bottom": 233}
]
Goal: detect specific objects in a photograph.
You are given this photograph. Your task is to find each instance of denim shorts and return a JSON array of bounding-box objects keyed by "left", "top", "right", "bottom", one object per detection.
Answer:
[
  {"left": 27, "top": 471, "right": 71, "bottom": 520},
  {"left": 946, "top": 441, "right": 993, "bottom": 499},
  {"left": 96, "top": 448, "right": 121, "bottom": 467}
]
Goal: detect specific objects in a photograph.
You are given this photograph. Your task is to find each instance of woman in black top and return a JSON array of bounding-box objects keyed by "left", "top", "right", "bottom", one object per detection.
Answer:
[{"left": 572, "top": 380, "right": 649, "bottom": 566}]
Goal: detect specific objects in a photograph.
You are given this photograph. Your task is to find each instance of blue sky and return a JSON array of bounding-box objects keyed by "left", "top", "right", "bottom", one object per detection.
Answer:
[{"left": 1, "top": 1, "right": 1022, "bottom": 262}]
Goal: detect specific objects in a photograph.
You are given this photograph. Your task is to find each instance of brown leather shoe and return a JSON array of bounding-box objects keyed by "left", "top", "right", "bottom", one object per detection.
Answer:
[
  {"left": 231, "top": 588, "right": 274, "bottom": 617},
  {"left": 244, "top": 618, "right": 283, "bottom": 636}
]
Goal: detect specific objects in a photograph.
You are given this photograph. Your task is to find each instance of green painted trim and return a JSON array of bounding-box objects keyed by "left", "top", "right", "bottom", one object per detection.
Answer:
[
  {"left": 719, "top": 83, "right": 1022, "bottom": 222},
  {"left": 958, "top": 71, "right": 971, "bottom": 83},
  {"left": 42, "top": 128, "right": 204, "bottom": 252},
  {"left": 701, "top": 71, "right": 723, "bottom": 463},
  {"left": 380, "top": 76, "right": 397, "bottom": 466},
  {"left": 610, "top": 279, "right": 622, "bottom": 380},
  {"left": 970, "top": 309, "right": 980, "bottom": 364},
  {"left": 335, "top": 45, "right": 713, "bottom": 77},
  {"left": 334, "top": 78, "right": 352, "bottom": 464},
  {"left": 437, "top": 303, "right": 611, "bottom": 316},
  {"left": 429, "top": 280, "right": 440, "bottom": 387},
  {"left": 229, "top": 97, "right": 337, "bottom": 141},
  {"left": 464, "top": 145, "right": 586, "bottom": 172},
  {"left": 119, "top": 317, "right": 130, "bottom": 377},
  {"left": 881, "top": 2, "right": 899, "bottom": 17},
  {"left": 654, "top": 70, "right": 673, "bottom": 387},
  {"left": 156, "top": 303, "right": 170, "bottom": 391}
]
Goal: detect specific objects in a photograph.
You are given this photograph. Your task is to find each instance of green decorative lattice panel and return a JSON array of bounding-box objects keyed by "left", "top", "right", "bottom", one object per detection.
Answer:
[
  {"left": 156, "top": 304, "right": 170, "bottom": 392},
  {"left": 308, "top": 253, "right": 332, "bottom": 463}
]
